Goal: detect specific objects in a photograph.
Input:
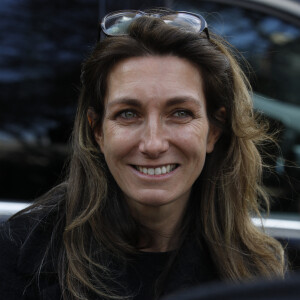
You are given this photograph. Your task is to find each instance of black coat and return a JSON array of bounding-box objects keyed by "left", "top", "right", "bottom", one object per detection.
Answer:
[
  {"left": 0, "top": 213, "right": 62, "bottom": 299},
  {"left": 0, "top": 212, "right": 219, "bottom": 300}
]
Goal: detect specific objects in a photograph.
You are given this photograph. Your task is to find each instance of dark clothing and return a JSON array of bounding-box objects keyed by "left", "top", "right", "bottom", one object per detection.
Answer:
[
  {"left": 0, "top": 213, "right": 219, "bottom": 300},
  {"left": 0, "top": 213, "right": 62, "bottom": 300}
]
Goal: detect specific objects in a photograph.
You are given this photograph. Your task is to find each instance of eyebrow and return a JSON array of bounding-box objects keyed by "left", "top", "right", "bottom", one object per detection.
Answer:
[
  {"left": 107, "top": 96, "right": 204, "bottom": 109},
  {"left": 107, "top": 98, "right": 142, "bottom": 109},
  {"left": 165, "top": 96, "right": 203, "bottom": 108}
]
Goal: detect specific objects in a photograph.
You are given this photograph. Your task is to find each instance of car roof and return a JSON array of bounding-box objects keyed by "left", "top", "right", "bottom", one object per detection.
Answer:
[{"left": 206, "top": 0, "right": 300, "bottom": 25}]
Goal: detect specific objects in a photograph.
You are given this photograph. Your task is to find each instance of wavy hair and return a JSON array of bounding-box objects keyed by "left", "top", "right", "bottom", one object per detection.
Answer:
[{"left": 14, "top": 11, "right": 285, "bottom": 300}]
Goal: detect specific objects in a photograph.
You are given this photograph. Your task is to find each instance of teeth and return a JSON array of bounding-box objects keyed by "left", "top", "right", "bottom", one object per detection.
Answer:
[
  {"left": 155, "top": 167, "right": 161, "bottom": 175},
  {"left": 148, "top": 168, "right": 154, "bottom": 175},
  {"left": 136, "top": 164, "right": 177, "bottom": 175}
]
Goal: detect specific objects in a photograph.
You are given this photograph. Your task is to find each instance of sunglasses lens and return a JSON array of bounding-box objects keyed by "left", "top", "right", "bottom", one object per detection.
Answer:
[
  {"left": 103, "top": 12, "right": 141, "bottom": 35},
  {"left": 101, "top": 11, "right": 207, "bottom": 37},
  {"left": 161, "top": 13, "right": 202, "bottom": 33}
]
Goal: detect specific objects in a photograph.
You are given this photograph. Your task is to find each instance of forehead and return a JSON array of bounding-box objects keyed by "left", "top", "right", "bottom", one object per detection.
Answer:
[{"left": 105, "top": 55, "right": 205, "bottom": 107}]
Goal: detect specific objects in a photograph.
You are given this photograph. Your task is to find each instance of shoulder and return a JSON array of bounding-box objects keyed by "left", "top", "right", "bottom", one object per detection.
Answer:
[
  {"left": 0, "top": 213, "right": 35, "bottom": 271},
  {"left": 0, "top": 209, "right": 60, "bottom": 298},
  {"left": 0, "top": 214, "right": 36, "bottom": 298}
]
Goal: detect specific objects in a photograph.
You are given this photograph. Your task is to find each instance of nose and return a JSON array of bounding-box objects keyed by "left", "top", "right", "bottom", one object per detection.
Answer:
[{"left": 139, "top": 117, "right": 169, "bottom": 158}]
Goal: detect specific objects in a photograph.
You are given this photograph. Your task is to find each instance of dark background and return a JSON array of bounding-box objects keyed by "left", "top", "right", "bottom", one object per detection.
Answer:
[{"left": 0, "top": 0, "right": 299, "bottom": 214}]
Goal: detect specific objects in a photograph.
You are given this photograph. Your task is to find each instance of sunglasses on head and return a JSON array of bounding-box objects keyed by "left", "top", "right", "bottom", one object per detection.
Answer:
[{"left": 98, "top": 9, "right": 209, "bottom": 41}]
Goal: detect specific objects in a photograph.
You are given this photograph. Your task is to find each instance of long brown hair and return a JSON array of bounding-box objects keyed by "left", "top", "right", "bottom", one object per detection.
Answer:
[{"left": 13, "top": 12, "right": 285, "bottom": 300}]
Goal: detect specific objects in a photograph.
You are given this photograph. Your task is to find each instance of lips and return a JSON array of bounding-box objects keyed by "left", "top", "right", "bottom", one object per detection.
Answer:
[{"left": 133, "top": 164, "right": 178, "bottom": 175}]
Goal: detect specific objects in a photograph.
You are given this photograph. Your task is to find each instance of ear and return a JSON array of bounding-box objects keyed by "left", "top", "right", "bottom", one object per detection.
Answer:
[
  {"left": 206, "top": 107, "right": 226, "bottom": 153},
  {"left": 87, "top": 107, "right": 99, "bottom": 128},
  {"left": 87, "top": 107, "right": 104, "bottom": 151}
]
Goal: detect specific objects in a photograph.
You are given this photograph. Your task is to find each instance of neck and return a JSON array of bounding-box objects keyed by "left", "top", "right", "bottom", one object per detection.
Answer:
[{"left": 127, "top": 196, "right": 189, "bottom": 252}]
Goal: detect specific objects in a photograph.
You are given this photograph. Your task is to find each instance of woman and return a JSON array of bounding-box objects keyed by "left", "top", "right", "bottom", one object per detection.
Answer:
[{"left": 0, "top": 8, "right": 285, "bottom": 300}]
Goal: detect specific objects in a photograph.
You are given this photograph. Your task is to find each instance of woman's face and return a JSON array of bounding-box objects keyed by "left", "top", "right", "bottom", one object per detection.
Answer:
[{"left": 94, "top": 55, "right": 220, "bottom": 211}]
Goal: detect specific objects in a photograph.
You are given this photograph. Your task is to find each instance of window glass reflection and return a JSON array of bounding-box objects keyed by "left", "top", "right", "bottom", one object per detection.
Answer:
[{"left": 0, "top": 0, "right": 98, "bottom": 200}]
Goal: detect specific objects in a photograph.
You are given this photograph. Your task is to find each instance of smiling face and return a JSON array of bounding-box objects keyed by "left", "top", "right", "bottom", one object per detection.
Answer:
[{"left": 94, "top": 55, "right": 220, "bottom": 213}]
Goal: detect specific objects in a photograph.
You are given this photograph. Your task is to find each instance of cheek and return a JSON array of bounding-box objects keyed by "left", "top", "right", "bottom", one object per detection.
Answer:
[
  {"left": 175, "top": 123, "right": 210, "bottom": 153},
  {"left": 99, "top": 123, "right": 138, "bottom": 159}
]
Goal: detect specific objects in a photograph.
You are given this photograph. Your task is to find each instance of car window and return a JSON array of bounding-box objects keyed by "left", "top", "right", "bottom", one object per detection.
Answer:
[{"left": 0, "top": 0, "right": 98, "bottom": 200}]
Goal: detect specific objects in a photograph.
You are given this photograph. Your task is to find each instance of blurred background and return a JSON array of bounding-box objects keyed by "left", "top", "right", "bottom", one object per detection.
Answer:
[{"left": 0, "top": 0, "right": 299, "bottom": 218}]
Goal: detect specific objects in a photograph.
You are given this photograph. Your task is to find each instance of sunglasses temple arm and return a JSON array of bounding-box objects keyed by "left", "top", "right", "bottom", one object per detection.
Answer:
[{"left": 204, "top": 27, "right": 210, "bottom": 39}]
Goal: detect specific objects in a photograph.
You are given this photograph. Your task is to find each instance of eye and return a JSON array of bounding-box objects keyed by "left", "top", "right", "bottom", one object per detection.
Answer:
[
  {"left": 118, "top": 110, "right": 138, "bottom": 119},
  {"left": 173, "top": 110, "right": 193, "bottom": 118}
]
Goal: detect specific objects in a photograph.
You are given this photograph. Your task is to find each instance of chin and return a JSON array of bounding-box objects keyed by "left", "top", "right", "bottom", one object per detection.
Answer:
[
  {"left": 137, "top": 198, "right": 171, "bottom": 207},
  {"left": 126, "top": 190, "right": 184, "bottom": 208}
]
